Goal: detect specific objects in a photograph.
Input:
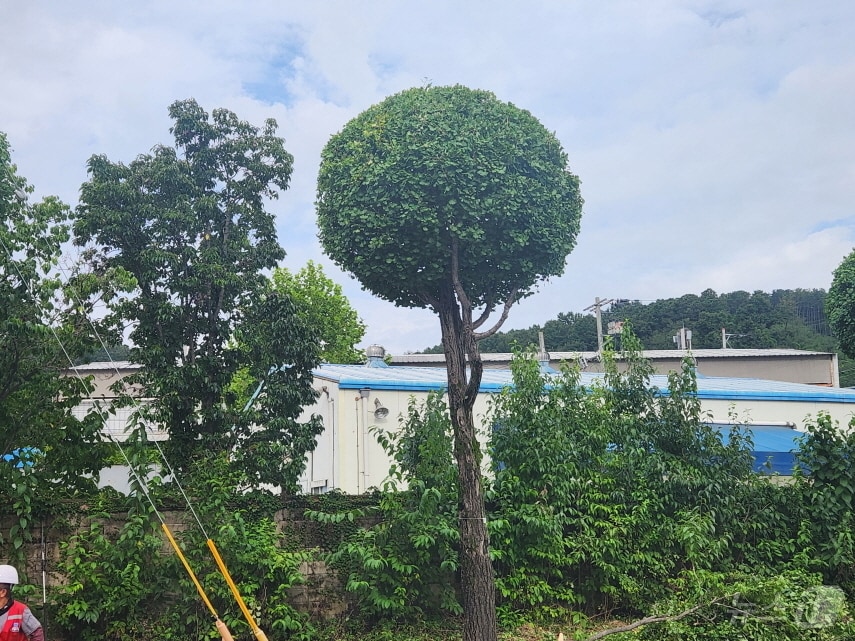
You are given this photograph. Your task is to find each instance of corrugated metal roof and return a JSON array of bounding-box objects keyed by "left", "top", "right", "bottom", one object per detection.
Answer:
[
  {"left": 624, "top": 348, "right": 831, "bottom": 359},
  {"left": 315, "top": 364, "right": 516, "bottom": 392},
  {"left": 314, "top": 363, "right": 855, "bottom": 404},
  {"left": 72, "top": 359, "right": 853, "bottom": 403},
  {"left": 392, "top": 348, "right": 832, "bottom": 363}
]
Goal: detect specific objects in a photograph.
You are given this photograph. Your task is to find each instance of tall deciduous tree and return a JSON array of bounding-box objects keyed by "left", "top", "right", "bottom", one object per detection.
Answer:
[
  {"left": 828, "top": 249, "right": 855, "bottom": 360},
  {"left": 272, "top": 260, "right": 366, "bottom": 363},
  {"left": 0, "top": 132, "right": 107, "bottom": 518},
  {"left": 73, "top": 100, "right": 322, "bottom": 491},
  {"left": 316, "top": 85, "right": 583, "bottom": 641}
]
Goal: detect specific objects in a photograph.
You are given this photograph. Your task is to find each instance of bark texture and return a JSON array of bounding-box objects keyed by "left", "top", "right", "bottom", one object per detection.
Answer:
[{"left": 437, "top": 288, "right": 498, "bottom": 641}]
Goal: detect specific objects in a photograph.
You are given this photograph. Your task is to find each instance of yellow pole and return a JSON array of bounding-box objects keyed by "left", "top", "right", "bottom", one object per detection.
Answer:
[
  {"left": 215, "top": 618, "right": 236, "bottom": 641},
  {"left": 160, "top": 523, "right": 235, "bottom": 641},
  {"left": 207, "top": 538, "right": 270, "bottom": 641}
]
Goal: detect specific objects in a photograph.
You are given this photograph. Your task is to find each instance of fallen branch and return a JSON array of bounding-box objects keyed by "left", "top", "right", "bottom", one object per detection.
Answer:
[{"left": 558, "top": 595, "right": 732, "bottom": 641}]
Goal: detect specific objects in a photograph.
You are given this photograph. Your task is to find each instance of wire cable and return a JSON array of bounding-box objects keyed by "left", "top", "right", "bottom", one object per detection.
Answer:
[{"left": 0, "top": 230, "right": 236, "bottom": 640}]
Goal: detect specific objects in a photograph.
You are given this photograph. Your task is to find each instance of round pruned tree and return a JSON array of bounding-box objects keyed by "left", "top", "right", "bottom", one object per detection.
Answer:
[{"left": 316, "top": 85, "right": 583, "bottom": 641}]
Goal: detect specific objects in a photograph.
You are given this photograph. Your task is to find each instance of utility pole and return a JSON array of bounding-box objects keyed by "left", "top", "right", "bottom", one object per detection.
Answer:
[
  {"left": 721, "top": 327, "right": 746, "bottom": 349},
  {"left": 584, "top": 297, "right": 614, "bottom": 353}
]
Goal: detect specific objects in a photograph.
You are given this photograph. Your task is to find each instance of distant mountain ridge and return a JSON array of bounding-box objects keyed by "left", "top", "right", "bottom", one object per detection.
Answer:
[{"left": 421, "top": 288, "right": 854, "bottom": 386}]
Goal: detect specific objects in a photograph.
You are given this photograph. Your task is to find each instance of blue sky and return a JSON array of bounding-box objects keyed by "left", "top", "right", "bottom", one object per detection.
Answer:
[{"left": 2, "top": 1, "right": 854, "bottom": 354}]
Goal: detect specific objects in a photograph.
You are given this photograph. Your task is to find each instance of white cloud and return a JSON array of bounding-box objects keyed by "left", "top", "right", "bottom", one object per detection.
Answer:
[{"left": 2, "top": 1, "right": 855, "bottom": 354}]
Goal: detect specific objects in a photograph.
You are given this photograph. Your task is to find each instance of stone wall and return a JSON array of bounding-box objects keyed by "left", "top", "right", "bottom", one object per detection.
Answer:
[{"left": 0, "top": 507, "right": 349, "bottom": 628}]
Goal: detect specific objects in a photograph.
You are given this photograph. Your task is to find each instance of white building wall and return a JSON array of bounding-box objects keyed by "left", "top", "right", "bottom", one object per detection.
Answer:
[
  {"left": 71, "top": 399, "right": 166, "bottom": 442},
  {"left": 300, "top": 382, "right": 498, "bottom": 495},
  {"left": 300, "top": 375, "right": 855, "bottom": 495},
  {"left": 702, "top": 398, "right": 855, "bottom": 431}
]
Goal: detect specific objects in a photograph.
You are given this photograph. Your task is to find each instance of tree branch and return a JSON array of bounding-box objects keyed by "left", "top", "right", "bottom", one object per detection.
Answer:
[
  {"left": 419, "top": 290, "right": 439, "bottom": 309},
  {"left": 471, "top": 294, "right": 495, "bottom": 331},
  {"left": 449, "top": 237, "right": 472, "bottom": 316},
  {"left": 573, "top": 596, "right": 732, "bottom": 641},
  {"left": 473, "top": 288, "right": 518, "bottom": 341}
]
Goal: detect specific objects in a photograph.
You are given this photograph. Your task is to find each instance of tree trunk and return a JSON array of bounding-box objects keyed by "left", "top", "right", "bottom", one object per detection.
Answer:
[{"left": 437, "top": 292, "right": 498, "bottom": 641}]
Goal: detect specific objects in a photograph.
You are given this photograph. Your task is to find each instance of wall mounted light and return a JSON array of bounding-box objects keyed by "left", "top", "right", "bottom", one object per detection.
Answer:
[{"left": 373, "top": 398, "right": 389, "bottom": 419}]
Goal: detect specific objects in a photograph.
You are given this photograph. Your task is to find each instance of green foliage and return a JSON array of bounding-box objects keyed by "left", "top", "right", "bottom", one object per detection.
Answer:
[
  {"left": 634, "top": 569, "right": 855, "bottom": 641},
  {"left": 313, "top": 330, "right": 855, "bottom": 635},
  {"left": 53, "top": 451, "right": 312, "bottom": 641},
  {"left": 0, "top": 131, "right": 110, "bottom": 547},
  {"left": 271, "top": 260, "right": 366, "bottom": 364},
  {"left": 429, "top": 287, "right": 843, "bottom": 363},
  {"left": 604, "top": 289, "right": 833, "bottom": 351},
  {"left": 487, "top": 355, "right": 595, "bottom": 619},
  {"left": 792, "top": 412, "right": 855, "bottom": 589},
  {"left": 233, "top": 288, "right": 324, "bottom": 491},
  {"left": 472, "top": 311, "right": 598, "bottom": 354},
  {"left": 310, "top": 393, "right": 461, "bottom": 621},
  {"left": 488, "top": 330, "right": 773, "bottom": 617},
  {"left": 169, "top": 454, "right": 314, "bottom": 640},
  {"left": 72, "top": 100, "right": 322, "bottom": 489},
  {"left": 317, "top": 84, "right": 583, "bottom": 310},
  {"left": 54, "top": 495, "right": 165, "bottom": 640},
  {"left": 828, "top": 250, "right": 855, "bottom": 360}
]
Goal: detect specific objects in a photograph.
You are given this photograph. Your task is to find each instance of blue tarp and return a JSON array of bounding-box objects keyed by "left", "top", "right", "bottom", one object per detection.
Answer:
[
  {"left": 716, "top": 424, "right": 801, "bottom": 475},
  {"left": 2, "top": 448, "right": 39, "bottom": 468}
]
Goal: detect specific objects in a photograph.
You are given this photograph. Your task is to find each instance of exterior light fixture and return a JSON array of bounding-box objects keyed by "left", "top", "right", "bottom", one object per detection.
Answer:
[{"left": 373, "top": 398, "right": 389, "bottom": 419}]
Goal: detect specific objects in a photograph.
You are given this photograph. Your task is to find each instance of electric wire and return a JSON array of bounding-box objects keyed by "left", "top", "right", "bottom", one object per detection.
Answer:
[
  {"left": 55, "top": 251, "right": 212, "bottom": 539},
  {"left": 0, "top": 229, "right": 238, "bottom": 638},
  {"left": 47, "top": 250, "right": 269, "bottom": 638}
]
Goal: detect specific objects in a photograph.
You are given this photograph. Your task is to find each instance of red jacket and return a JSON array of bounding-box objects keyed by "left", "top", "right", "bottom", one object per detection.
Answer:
[{"left": 0, "top": 601, "right": 44, "bottom": 641}]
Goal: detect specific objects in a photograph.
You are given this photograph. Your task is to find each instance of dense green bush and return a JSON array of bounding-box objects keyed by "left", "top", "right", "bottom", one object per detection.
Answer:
[
  {"left": 793, "top": 412, "right": 855, "bottom": 592},
  {"left": 311, "top": 332, "right": 855, "bottom": 637},
  {"left": 308, "top": 393, "right": 461, "bottom": 622},
  {"left": 54, "top": 498, "right": 164, "bottom": 640},
  {"left": 52, "top": 451, "right": 312, "bottom": 640},
  {"left": 10, "top": 332, "right": 855, "bottom": 639},
  {"left": 488, "top": 332, "right": 767, "bottom": 617}
]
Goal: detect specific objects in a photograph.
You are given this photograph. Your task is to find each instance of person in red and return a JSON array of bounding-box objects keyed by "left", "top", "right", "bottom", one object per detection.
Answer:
[{"left": 0, "top": 565, "right": 43, "bottom": 641}]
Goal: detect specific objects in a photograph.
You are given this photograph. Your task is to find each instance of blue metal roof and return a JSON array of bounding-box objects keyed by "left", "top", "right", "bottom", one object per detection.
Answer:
[
  {"left": 314, "top": 364, "right": 515, "bottom": 392},
  {"left": 314, "top": 364, "right": 855, "bottom": 404}
]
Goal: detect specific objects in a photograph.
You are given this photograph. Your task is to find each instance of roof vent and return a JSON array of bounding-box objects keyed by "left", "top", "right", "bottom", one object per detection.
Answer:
[
  {"left": 365, "top": 344, "right": 388, "bottom": 368},
  {"left": 537, "top": 331, "right": 557, "bottom": 374}
]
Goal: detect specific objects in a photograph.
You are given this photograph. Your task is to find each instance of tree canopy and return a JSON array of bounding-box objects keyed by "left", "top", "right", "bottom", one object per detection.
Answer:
[
  {"left": 271, "top": 260, "right": 366, "bottom": 364},
  {"left": 0, "top": 131, "right": 108, "bottom": 520},
  {"left": 828, "top": 250, "right": 855, "bottom": 360},
  {"left": 73, "top": 100, "right": 322, "bottom": 490},
  {"left": 317, "top": 84, "right": 583, "bottom": 311}
]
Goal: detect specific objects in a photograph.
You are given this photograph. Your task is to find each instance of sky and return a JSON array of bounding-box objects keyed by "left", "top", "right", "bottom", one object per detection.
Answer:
[{"left": 2, "top": 1, "right": 854, "bottom": 355}]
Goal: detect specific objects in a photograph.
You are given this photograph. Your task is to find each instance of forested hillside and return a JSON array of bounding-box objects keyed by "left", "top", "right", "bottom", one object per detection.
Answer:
[{"left": 422, "top": 288, "right": 855, "bottom": 386}]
